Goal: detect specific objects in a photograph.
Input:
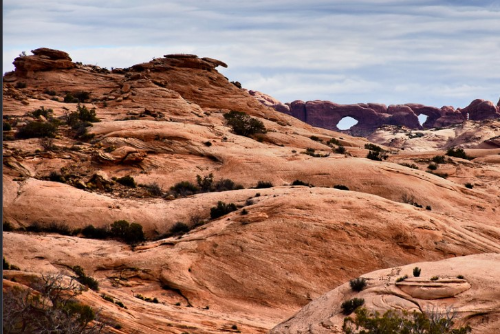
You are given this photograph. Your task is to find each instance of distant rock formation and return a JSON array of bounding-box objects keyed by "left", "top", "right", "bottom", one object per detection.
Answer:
[
  {"left": 250, "top": 91, "right": 500, "bottom": 136},
  {"left": 12, "top": 47, "right": 76, "bottom": 76}
]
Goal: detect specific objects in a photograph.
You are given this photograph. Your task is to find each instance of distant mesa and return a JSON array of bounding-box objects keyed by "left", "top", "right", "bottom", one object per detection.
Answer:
[{"left": 250, "top": 90, "right": 500, "bottom": 137}]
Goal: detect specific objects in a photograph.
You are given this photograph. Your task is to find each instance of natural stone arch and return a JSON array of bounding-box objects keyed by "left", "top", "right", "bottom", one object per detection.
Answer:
[{"left": 336, "top": 116, "right": 358, "bottom": 130}]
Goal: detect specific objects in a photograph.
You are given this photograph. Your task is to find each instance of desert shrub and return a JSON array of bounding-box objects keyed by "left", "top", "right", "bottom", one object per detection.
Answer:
[
  {"left": 241, "top": 208, "right": 249, "bottom": 215},
  {"left": 210, "top": 201, "right": 237, "bottom": 219},
  {"left": 255, "top": 181, "right": 273, "bottom": 189},
  {"left": 74, "top": 91, "right": 91, "bottom": 102},
  {"left": 66, "top": 104, "right": 100, "bottom": 127},
  {"left": 40, "top": 137, "right": 57, "bottom": 151},
  {"left": 196, "top": 173, "right": 214, "bottom": 192},
  {"left": 292, "top": 180, "right": 312, "bottom": 186},
  {"left": 109, "top": 220, "right": 144, "bottom": 244},
  {"left": 328, "top": 138, "right": 342, "bottom": 146},
  {"left": 413, "top": 267, "right": 421, "bottom": 277},
  {"left": 349, "top": 277, "right": 367, "bottom": 292},
  {"left": 4, "top": 221, "right": 14, "bottom": 231},
  {"left": 214, "top": 178, "right": 244, "bottom": 191},
  {"left": 426, "top": 205, "right": 432, "bottom": 211},
  {"left": 341, "top": 298, "right": 365, "bottom": 315},
  {"left": 72, "top": 266, "right": 99, "bottom": 291},
  {"left": 335, "top": 145, "right": 347, "bottom": 154},
  {"left": 457, "top": 275, "right": 464, "bottom": 279},
  {"left": 144, "top": 182, "right": 163, "bottom": 196},
  {"left": 15, "top": 81, "right": 27, "bottom": 89},
  {"left": 4, "top": 257, "right": 11, "bottom": 270},
  {"left": 49, "top": 171, "right": 65, "bottom": 183},
  {"left": 117, "top": 175, "right": 136, "bottom": 188},
  {"left": 204, "top": 141, "right": 212, "bottom": 147},
  {"left": 231, "top": 81, "right": 242, "bottom": 88},
  {"left": 16, "top": 121, "right": 58, "bottom": 139},
  {"left": 367, "top": 150, "right": 383, "bottom": 161},
  {"left": 110, "top": 220, "right": 130, "bottom": 239},
  {"left": 115, "top": 301, "right": 126, "bottom": 309},
  {"left": 400, "top": 162, "right": 419, "bottom": 169},
  {"left": 310, "top": 135, "right": 322, "bottom": 142},
  {"left": 430, "top": 276, "right": 439, "bottom": 281},
  {"left": 170, "top": 181, "right": 198, "bottom": 196},
  {"left": 432, "top": 155, "right": 446, "bottom": 164},
  {"left": 342, "top": 307, "right": 471, "bottom": 334},
  {"left": 428, "top": 171, "right": 449, "bottom": 179},
  {"left": 223, "top": 110, "right": 266, "bottom": 137},
  {"left": 396, "top": 275, "right": 409, "bottom": 282},
  {"left": 64, "top": 93, "right": 80, "bottom": 103},
  {"left": 101, "top": 294, "right": 114, "bottom": 303},
  {"left": 364, "top": 143, "right": 382, "bottom": 152},
  {"left": 446, "top": 147, "right": 469, "bottom": 160},
  {"left": 31, "top": 106, "right": 54, "bottom": 119},
  {"left": 334, "top": 185, "right": 350, "bottom": 191},
  {"left": 464, "top": 183, "right": 473, "bottom": 189},
  {"left": 3, "top": 274, "right": 103, "bottom": 333},
  {"left": 44, "top": 88, "right": 57, "bottom": 96},
  {"left": 46, "top": 222, "right": 72, "bottom": 236},
  {"left": 428, "top": 163, "right": 438, "bottom": 170},
  {"left": 3, "top": 122, "right": 12, "bottom": 131},
  {"left": 170, "top": 222, "right": 191, "bottom": 236},
  {"left": 81, "top": 225, "right": 110, "bottom": 239}
]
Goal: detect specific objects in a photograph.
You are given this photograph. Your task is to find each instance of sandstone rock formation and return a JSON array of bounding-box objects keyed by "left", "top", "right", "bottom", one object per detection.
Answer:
[
  {"left": 271, "top": 254, "right": 500, "bottom": 334},
  {"left": 3, "top": 48, "right": 500, "bottom": 333},
  {"left": 250, "top": 91, "right": 500, "bottom": 136}
]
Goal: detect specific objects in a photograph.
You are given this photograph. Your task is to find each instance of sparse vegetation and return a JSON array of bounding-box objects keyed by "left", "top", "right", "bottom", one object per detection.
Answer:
[
  {"left": 430, "top": 276, "right": 439, "bottom": 281},
  {"left": 255, "top": 181, "right": 273, "bottom": 189},
  {"left": 210, "top": 201, "right": 237, "bottom": 219},
  {"left": 342, "top": 307, "right": 471, "bottom": 334},
  {"left": 16, "top": 121, "right": 58, "bottom": 139},
  {"left": 81, "top": 225, "right": 110, "bottom": 239},
  {"left": 292, "top": 180, "right": 313, "bottom": 187},
  {"left": 72, "top": 265, "right": 99, "bottom": 291},
  {"left": 170, "top": 180, "right": 198, "bottom": 196},
  {"left": 310, "top": 135, "right": 322, "bottom": 142},
  {"left": 400, "top": 162, "right": 419, "bottom": 169},
  {"left": 110, "top": 220, "right": 145, "bottom": 245},
  {"left": 223, "top": 110, "right": 266, "bottom": 137},
  {"left": 303, "top": 147, "right": 330, "bottom": 157},
  {"left": 3, "top": 274, "right": 104, "bottom": 333},
  {"left": 432, "top": 155, "right": 446, "bottom": 164},
  {"left": 349, "top": 277, "right": 367, "bottom": 292},
  {"left": 170, "top": 222, "right": 191, "bottom": 236},
  {"left": 396, "top": 275, "right": 409, "bottom": 282},
  {"left": 341, "top": 298, "right": 365, "bottom": 315},
  {"left": 335, "top": 145, "right": 347, "bottom": 154},
  {"left": 413, "top": 267, "right": 421, "bottom": 277},
  {"left": 143, "top": 182, "right": 163, "bottom": 196},
  {"left": 446, "top": 147, "right": 470, "bottom": 160},
  {"left": 117, "top": 175, "right": 137, "bottom": 188},
  {"left": 428, "top": 163, "right": 438, "bottom": 170},
  {"left": 364, "top": 143, "right": 382, "bottom": 152},
  {"left": 4, "top": 257, "right": 20, "bottom": 271}
]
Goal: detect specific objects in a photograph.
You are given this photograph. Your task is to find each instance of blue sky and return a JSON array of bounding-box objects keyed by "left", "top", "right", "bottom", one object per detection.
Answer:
[{"left": 3, "top": 0, "right": 500, "bottom": 108}]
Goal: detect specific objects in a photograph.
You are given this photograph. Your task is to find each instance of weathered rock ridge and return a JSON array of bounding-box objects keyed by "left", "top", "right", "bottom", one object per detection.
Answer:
[{"left": 250, "top": 90, "right": 500, "bottom": 136}]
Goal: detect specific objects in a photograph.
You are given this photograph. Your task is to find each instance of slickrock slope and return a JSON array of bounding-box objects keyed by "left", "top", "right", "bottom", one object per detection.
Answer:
[
  {"left": 3, "top": 48, "right": 500, "bottom": 333},
  {"left": 271, "top": 253, "right": 500, "bottom": 334}
]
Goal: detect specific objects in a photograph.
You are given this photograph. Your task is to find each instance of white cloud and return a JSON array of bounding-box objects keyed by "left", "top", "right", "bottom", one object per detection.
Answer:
[{"left": 3, "top": 0, "right": 500, "bottom": 108}]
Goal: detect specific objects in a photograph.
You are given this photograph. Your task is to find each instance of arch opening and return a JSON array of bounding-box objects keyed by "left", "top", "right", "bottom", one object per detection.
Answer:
[
  {"left": 417, "top": 114, "right": 428, "bottom": 127},
  {"left": 337, "top": 116, "right": 358, "bottom": 130}
]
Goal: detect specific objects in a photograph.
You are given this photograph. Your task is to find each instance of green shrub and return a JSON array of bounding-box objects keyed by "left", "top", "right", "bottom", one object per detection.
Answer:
[
  {"left": 432, "top": 155, "right": 446, "bottom": 164},
  {"left": 335, "top": 145, "right": 346, "bottom": 154},
  {"left": 31, "top": 106, "right": 54, "bottom": 119},
  {"left": 255, "top": 181, "right": 273, "bottom": 189},
  {"left": 170, "top": 181, "right": 198, "bottom": 196},
  {"left": 292, "top": 180, "right": 312, "bottom": 186},
  {"left": 446, "top": 147, "right": 469, "bottom": 160},
  {"left": 64, "top": 93, "right": 79, "bottom": 103},
  {"left": 328, "top": 138, "right": 342, "bottom": 146},
  {"left": 143, "top": 182, "right": 163, "bottom": 196},
  {"left": 341, "top": 298, "right": 365, "bottom": 315},
  {"left": 16, "top": 121, "right": 58, "bottom": 138},
  {"left": 3, "top": 221, "right": 14, "bottom": 231},
  {"left": 210, "top": 201, "right": 237, "bottom": 219},
  {"left": 349, "top": 277, "right": 367, "bottom": 292},
  {"left": 413, "top": 267, "right": 421, "bottom": 277},
  {"left": 310, "top": 135, "right": 322, "bottom": 142},
  {"left": 366, "top": 150, "right": 382, "bottom": 161},
  {"left": 364, "top": 143, "right": 382, "bottom": 152},
  {"left": 428, "top": 163, "right": 438, "bottom": 170},
  {"left": 396, "top": 275, "right": 409, "bottom": 282},
  {"left": 342, "top": 307, "right": 471, "bottom": 334},
  {"left": 223, "top": 110, "right": 266, "bottom": 137},
  {"left": 334, "top": 185, "right": 349, "bottom": 191},
  {"left": 170, "top": 222, "right": 191, "bottom": 236},
  {"left": 72, "top": 266, "right": 99, "bottom": 291},
  {"left": 81, "top": 225, "right": 110, "bottom": 239},
  {"left": 110, "top": 220, "right": 130, "bottom": 239},
  {"left": 117, "top": 175, "right": 136, "bottom": 188}
]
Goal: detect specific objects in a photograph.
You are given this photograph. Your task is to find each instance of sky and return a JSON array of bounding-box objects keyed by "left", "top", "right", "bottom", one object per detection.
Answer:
[{"left": 3, "top": 0, "right": 500, "bottom": 109}]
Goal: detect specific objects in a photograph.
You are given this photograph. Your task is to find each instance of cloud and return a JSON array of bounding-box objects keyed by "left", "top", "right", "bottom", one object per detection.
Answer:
[{"left": 3, "top": 0, "right": 500, "bottom": 108}]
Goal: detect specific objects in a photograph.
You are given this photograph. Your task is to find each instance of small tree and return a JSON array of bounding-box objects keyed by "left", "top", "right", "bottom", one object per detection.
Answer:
[
  {"left": 223, "top": 111, "right": 266, "bottom": 137},
  {"left": 413, "top": 267, "right": 422, "bottom": 277},
  {"left": 350, "top": 277, "right": 367, "bottom": 292},
  {"left": 210, "top": 201, "right": 237, "bottom": 219},
  {"left": 341, "top": 298, "right": 365, "bottom": 315}
]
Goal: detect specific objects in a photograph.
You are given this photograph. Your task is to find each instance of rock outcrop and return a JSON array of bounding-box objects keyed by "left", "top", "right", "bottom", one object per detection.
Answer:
[
  {"left": 11, "top": 47, "right": 76, "bottom": 76},
  {"left": 250, "top": 91, "right": 500, "bottom": 136}
]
